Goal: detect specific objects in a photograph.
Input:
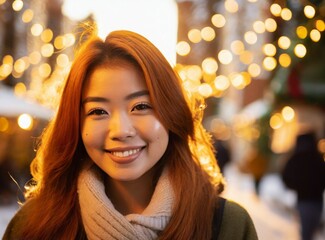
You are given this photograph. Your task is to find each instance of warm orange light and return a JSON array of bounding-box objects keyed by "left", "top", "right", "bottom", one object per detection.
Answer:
[{"left": 211, "top": 14, "right": 226, "bottom": 28}]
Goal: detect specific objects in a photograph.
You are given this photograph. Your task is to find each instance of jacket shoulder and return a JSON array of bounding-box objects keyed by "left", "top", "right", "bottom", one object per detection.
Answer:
[
  {"left": 2, "top": 204, "right": 26, "bottom": 240},
  {"left": 218, "top": 199, "right": 258, "bottom": 240}
]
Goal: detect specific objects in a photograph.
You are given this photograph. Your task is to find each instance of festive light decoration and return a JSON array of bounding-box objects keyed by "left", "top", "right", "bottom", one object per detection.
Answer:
[
  {"left": 174, "top": 0, "right": 324, "bottom": 102},
  {"left": 0, "top": 0, "right": 324, "bottom": 107}
]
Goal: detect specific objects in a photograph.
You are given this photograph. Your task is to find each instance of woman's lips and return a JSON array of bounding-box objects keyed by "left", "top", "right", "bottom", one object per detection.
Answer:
[{"left": 105, "top": 147, "right": 144, "bottom": 164}]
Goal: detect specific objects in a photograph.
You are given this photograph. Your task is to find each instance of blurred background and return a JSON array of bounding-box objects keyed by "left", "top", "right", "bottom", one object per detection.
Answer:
[{"left": 0, "top": 0, "right": 324, "bottom": 239}]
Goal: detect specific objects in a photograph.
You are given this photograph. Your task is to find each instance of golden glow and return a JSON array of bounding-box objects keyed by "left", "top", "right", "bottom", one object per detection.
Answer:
[
  {"left": 278, "top": 36, "right": 291, "bottom": 49},
  {"left": 188, "top": 29, "right": 202, "bottom": 43},
  {"left": 281, "top": 106, "right": 295, "bottom": 122},
  {"left": 41, "top": 29, "right": 54, "bottom": 43},
  {"left": 241, "top": 71, "right": 251, "bottom": 86},
  {"left": 201, "top": 27, "right": 215, "bottom": 41},
  {"left": 186, "top": 65, "right": 202, "bottom": 82},
  {"left": 0, "top": 117, "right": 9, "bottom": 132},
  {"left": 176, "top": 41, "right": 191, "bottom": 56},
  {"left": 3, "top": 55, "right": 13, "bottom": 64},
  {"left": 0, "top": 0, "right": 6, "bottom": 5},
  {"left": 239, "top": 51, "right": 253, "bottom": 65},
  {"left": 0, "top": 63, "right": 13, "bottom": 78},
  {"left": 64, "top": 33, "right": 76, "bottom": 47},
  {"left": 296, "top": 26, "right": 308, "bottom": 39},
  {"left": 29, "top": 51, "right": 41, "bottom": 65},
  {"left": 248, "top": 63, "right": 261, "bottom": 78},
  {"left": 263, "top": 57, "right": 277, "bottom": 71},
  {"left": 12, "top": 0, "right": 23, "bottom": 11},
  {"left": 253, "top": 21, "right": 265, "bottom": 34},
  {"left": 18, "top": 114, "right": 33, "bottom": 130},
  {"left": 38, "top": 63, "right": 51, "bottom": 78},
  {"left": 182, "top": 79, "right": 200, "bottom": 93},
  {"left": 279, "top": 53, "right": 291, "bottom": 68},
  {"left": 218, "top": 50, "right": 233, "bottom": 65},
  {"left": 56, "top": 54, "right": 70, "bottom": 68},
  {"left": 310, "top": 29, "right": 321, "bottom": 42},
  {"left": 202, "top": 57, "right": 218, "bottom": 74},
  {"left": 214, "top": 75, "right": 230, "bottom": 91},
  {"left": 41, "top": 43, "right": 54, "bottom": 57},
  {"left": 270, "top": 113, "right": 283, "bottom": 129},
  {"left": 294, "top": 44, "right": 307, "bottom": 58},
  {"left": 31, "top": 23, "right": 44, "bottom": 36},
  {"left": 316, "top": 20, "right": 325, "bottom": 32},
  {"left": 22, "top": 9, "right": 34, "bottom": 23},
  {"left": 265, "top": 18, "right": 277, "bottom": 32},
  {"left": 198, "top": 83, "right": 213, "bottom": 97},
  {"left": 244, "top": 31, "right": 257, "bottom": 45},
  {"left": 211, "top": 14, "right": 226, "bottom": 28},
  {"left": 304, "top": 5, "right": 316, "bottom": 19},
  {"left": 263, "top": 43, "right": 276, "bottom": 56},
  {"left": 281, "top": 8, "right": 292, "bottom": 21},
  {"left": 230, "top": 73, "right": 246, "bottom": 89},
  {"left": 54, "top": 36, "right": 65, "bottom": 49},
  {"left": 270, "top": 3, "right": 282, "bottom": 17},
  {"left": 231, "top": 40, "right": 245, "bottom": 55},
  {"left": 225, "top": 0, "right": 239, "bottom": 13},
  {"left": 14, "top": 82, "right": 27, "bottom": 96},
  {"left": 14, "top": 59, "right": 26, "bottom": 73}
]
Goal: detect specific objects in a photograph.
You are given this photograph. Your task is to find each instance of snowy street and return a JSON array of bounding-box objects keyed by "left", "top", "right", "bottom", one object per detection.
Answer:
[{"left": 1, "top": 163, "right": 324, "bottom": 239}]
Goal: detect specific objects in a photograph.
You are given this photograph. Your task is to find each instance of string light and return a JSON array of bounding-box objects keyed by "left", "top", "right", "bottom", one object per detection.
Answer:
[
  {"left": 294, "top": 44, "right": 307, "bottom": 58},
  {"left": 202, "top": 57, "right": 218, "bottom": 74},
  {"left": 225, "top": 0, "right": 239, "bottom": 13},
  {"left": 310, "top": 29, "right": 321, "bottom": 42},
  {"left": 17, "top": 114, "right": 33, "bottom": 130},
  {"left": 270, "top": 3, "right": 281, "bottom": 17},
  {"left": 176, "top": 41, "right": 191, "bottom": 56},
  {"left": 296, "top": 25, "right": 308, "bottom": 39},
  {"left": 211, "top": 14, "right": 226, "bottom": 28},
  {"left": 281, "top": 8, "right": 292, "bottom": 21},
  {"left": 218, "top": 50, "right": 233, "bottom": 65},
  {"left": 278, "top": 36, "right": 291, "bottom": 49},
  {"left": 201, "top": 27, "right": 215, "bottom": 42},
  {"left": 1, "top": 0, "right": 323, "bottom": 102},
  {"left": 304, "top": 5, "right": 316, "bottom": 19},
  {"left": 12, "top": 0, "right": 23, "bottom": 12},
  {"left": 278, "top": 53, "right": 291, "bottom": 68},
  {"left": 188, "top": 29, "right": 202, "bottom": 43}
]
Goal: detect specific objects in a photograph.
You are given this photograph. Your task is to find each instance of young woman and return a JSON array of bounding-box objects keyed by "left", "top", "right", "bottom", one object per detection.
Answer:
[{"left": 3, "top": 30, "right": 257, "bottom": 239}]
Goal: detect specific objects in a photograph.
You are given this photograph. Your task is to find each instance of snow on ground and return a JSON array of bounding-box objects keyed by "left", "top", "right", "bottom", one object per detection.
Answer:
[
  {"left": 221, "top": 163, "right": 325, "bottom": 240},
  {"left": 0, "top": 204, "right": 18, "bottom": 237},
  {"left": 221, "top": 164, "right": 301, "bottom": 240}
]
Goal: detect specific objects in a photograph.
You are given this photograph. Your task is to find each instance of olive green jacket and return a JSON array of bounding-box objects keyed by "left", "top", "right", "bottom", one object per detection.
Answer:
[{"left": 3, "top": 199, "right": 258, "bottom": 240}]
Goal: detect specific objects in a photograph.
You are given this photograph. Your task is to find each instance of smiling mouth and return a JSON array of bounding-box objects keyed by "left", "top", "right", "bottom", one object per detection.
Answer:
[{"left": 106, "top": 147, "right": 143, "bottom": 158}]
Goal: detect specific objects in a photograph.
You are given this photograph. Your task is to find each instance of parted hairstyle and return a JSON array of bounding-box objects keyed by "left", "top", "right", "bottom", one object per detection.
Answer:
[{"left": 20, "top": 30, "right": 224, "bottom": 239}]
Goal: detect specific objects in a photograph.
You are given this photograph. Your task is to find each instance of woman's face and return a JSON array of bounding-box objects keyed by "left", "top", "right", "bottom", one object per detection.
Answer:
[{"left": 81, "top": 63, "right": 169, "bottom": 181}]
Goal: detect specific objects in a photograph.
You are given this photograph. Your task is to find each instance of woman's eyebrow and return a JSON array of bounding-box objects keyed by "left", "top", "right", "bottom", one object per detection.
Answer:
[
  {"left": 82, "top": 97, "right": 108, "bottom": 105},
  {"left": 82, "top": 90, "right": 150, "bottom": 105},
  {"left": 125, "top": 90, "right": 149, "bottom": 100}
]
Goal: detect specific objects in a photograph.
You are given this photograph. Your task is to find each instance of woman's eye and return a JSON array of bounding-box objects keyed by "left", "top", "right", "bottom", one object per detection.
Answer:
[
  {"left": 132, "top": 103, "right": 152, "bottom": 111},
  {"left": 87, "top": 108, "right": 108, "bottom": 116}
]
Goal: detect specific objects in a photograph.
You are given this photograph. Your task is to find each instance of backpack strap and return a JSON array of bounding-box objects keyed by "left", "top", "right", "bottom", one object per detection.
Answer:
[{"left": 212, "top": 197, "right": 226, "bottom": 240}]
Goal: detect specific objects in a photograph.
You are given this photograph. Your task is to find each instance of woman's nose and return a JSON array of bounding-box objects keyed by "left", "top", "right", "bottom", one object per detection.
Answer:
[{"left": 108, "top": 111, "right": 136, "bottom": 140}]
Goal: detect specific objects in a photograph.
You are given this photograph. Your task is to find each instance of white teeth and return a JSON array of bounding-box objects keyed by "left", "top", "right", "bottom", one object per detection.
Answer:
[{"left": 111, "top": 148, "right": 141, "bottom": 157}]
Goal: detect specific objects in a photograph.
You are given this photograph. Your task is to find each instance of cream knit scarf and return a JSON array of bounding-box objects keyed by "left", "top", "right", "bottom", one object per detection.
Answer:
[{"left": 77, "top": 165, "right": 174, "bottom": 240}]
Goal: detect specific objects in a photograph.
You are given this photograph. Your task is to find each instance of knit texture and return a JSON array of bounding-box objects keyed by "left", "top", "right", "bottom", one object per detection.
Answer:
[{"left": 77, "top": 165, "right": 174, "bottom": 240}]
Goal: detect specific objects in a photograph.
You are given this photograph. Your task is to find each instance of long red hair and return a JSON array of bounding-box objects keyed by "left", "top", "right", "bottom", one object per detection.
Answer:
[{"left": 21, "top": 30, "right": 223, "bottom": 239}]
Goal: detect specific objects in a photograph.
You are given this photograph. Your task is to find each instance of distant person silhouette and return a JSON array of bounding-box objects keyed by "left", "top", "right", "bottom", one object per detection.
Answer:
[{"left": 282, "top": 131, "right": 325, "bottom": 240}]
